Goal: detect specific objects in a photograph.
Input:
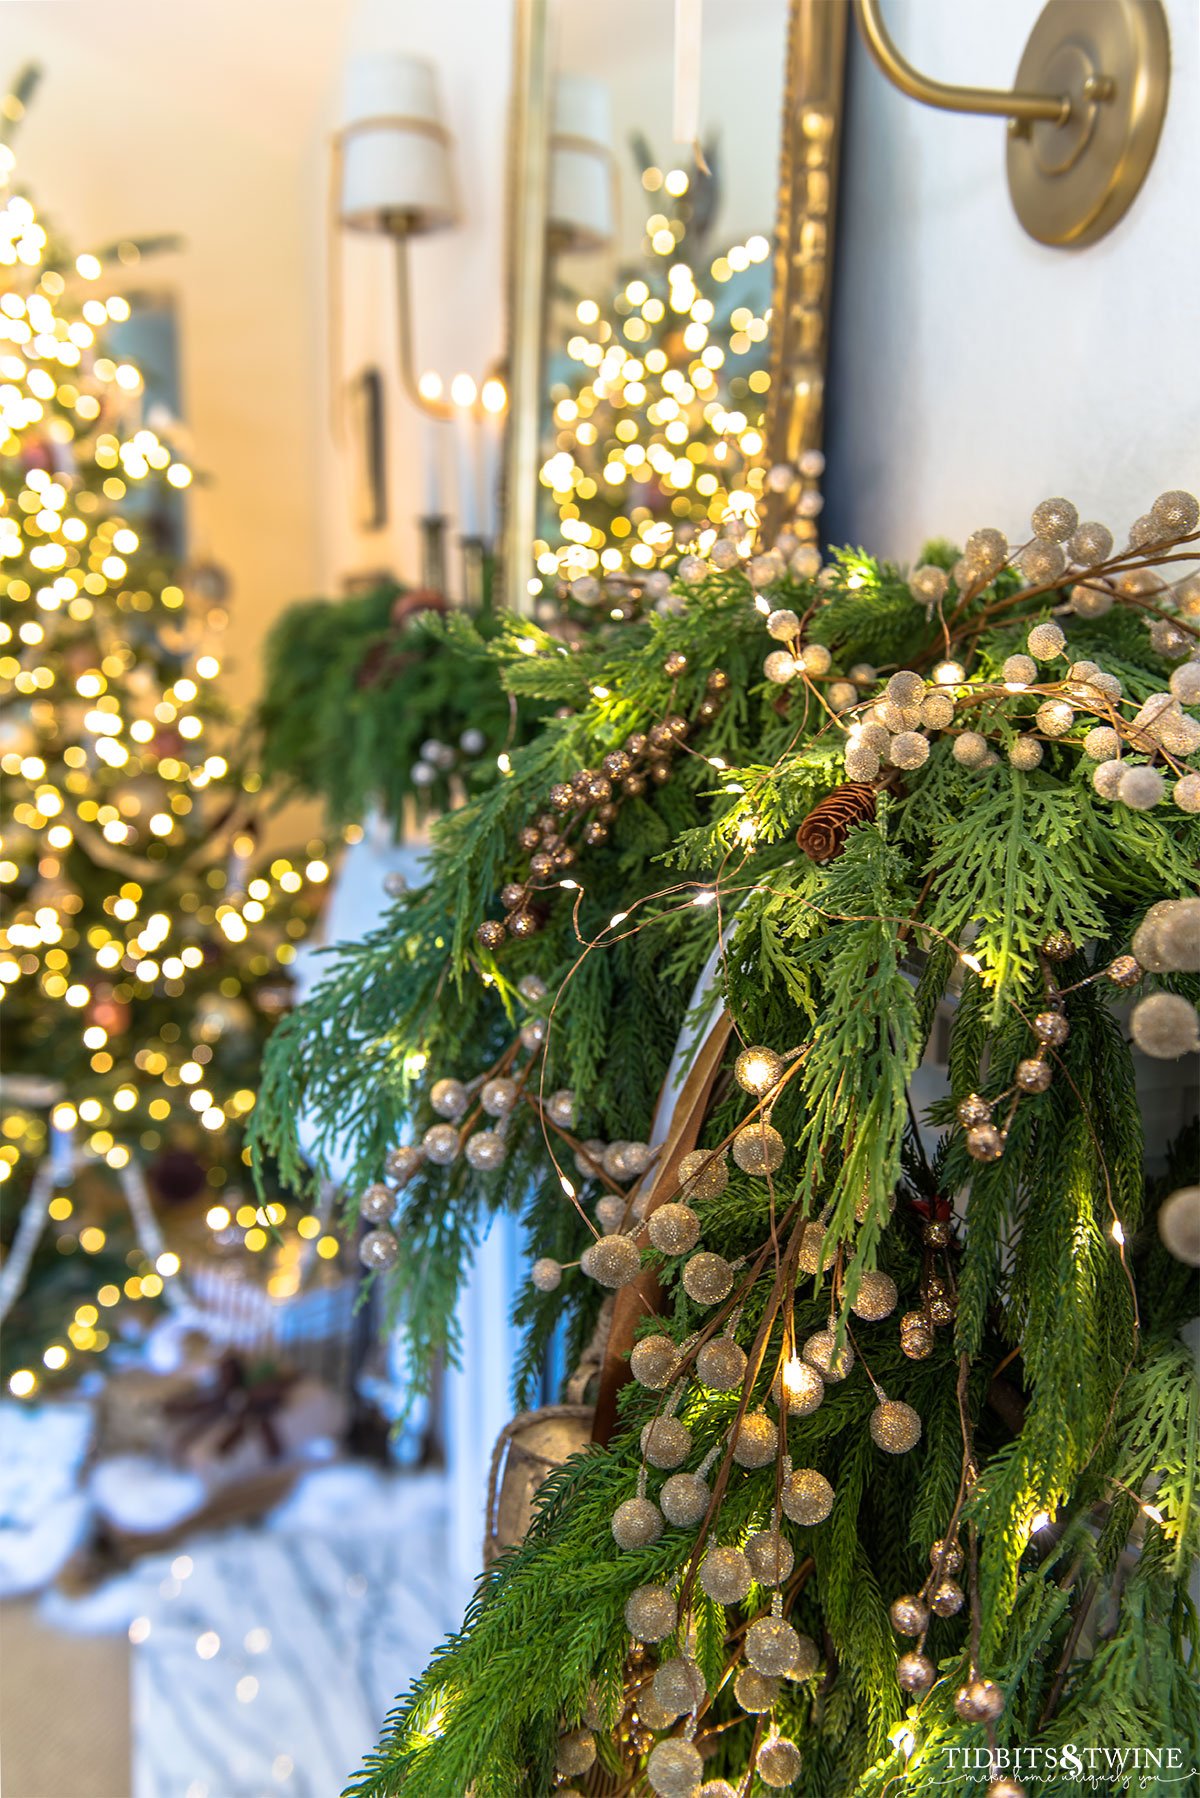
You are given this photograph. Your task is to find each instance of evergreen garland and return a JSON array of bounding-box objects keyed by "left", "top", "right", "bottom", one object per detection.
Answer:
[{"left": 253, "top": 490, "right": 1199, "bottom": 1797}]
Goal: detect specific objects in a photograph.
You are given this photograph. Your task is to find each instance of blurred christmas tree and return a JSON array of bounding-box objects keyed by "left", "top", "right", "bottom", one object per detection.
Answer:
[
  {"left": 535, "top": 143, "right": 780, "bottom": 608},
  {"left": 0, "top": 70, "right": 332, "bottom": 1394}
]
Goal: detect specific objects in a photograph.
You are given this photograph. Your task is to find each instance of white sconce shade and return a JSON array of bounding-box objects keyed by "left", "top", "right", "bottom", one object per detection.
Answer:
[
  {"left": 339, "top": 53, "right": 458, "bottom": 237},
  {"left": 549, "top": 73, "right": 615, "bottom": 253}
]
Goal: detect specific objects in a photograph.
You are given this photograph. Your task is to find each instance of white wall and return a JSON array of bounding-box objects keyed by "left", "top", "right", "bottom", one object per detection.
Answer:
[{"left": 825, "top": 0, "right": 1200, "bottom": 560}]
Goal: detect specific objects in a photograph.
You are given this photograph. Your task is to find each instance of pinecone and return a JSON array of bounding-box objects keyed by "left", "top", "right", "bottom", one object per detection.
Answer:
[{"left": 795, "top": 782, "right": 879, "bottom": 862}]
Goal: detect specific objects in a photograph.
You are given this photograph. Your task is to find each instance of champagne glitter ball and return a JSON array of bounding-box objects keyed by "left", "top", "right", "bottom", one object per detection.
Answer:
[
  {"left": 900, "top": 1314, "right": 934, "bottom": 1360},
  {"left": 782, "top": 1467, "right": 834, "bottom": 1526},
  {"left": 1131, "top": 992, "right": 1200, "bottom": 1058},
  {"left": 1119, "top": 765, "right": 1165, "bottom": 811},
  {"left": 966, "top": 1124, "right": 1004, "bottom": 1163},
  {"left": 649, "top": 1203, "right": 701, "bottom": 1255},
  {"left": 957, "top": 1092, "right": 991, "bottom": 1127},
  {"left": 1159, "top": 1185, "right": 1200, "bottom": 1266},
  {"left": 788, "top": 1633, "right": 820, "bottom": 1681},
  {"left": 930, "top": 1578, "right": 965, "bottom": 1617},
  {"left": 430, "top": 1078, "right": 469, "bottom": 1119},
  {"left": 735, "top": 1045, "right": 785, "bottom": 1096},
  {"left": 731, "top": 1120, "right": 787, "bottom": 1176},
  {"left": 421, "top": 1124, "right": 460, "bottom": 1165},
  {"left": 746, "top": 1529, "right": 794, "bottom": 1586},
  {"left": 385, "top": 1144, "right": 422, "bottom": 1183},
  {"left": 746, "top": 1615, "right": 801, "bottom": 1677},
  {"left": 612, "top": 1497, "right": 664, "bottom": 1550},
  {"left": 1151, "top": 488, "right": 1200, "bottom": 536},
  {"left": 734, "top": 1666, "right": 780, "bottom": 1712},
  {"left": 953, "top": 730, "right": 989, "bottom": 769},
  {"left": 475, "top": 919, "right": 506, "bottom": 950},
  {"left": 555, "top": 1729, "right": 596, "bottom": 1775},
  {"left": 646, "top": 1738, "right": 704, "bottom": 1798},
  {"left": 581, "top": 1233, "right": 642, "bottom": 1288},
  {"left": 802, "top": 643, "right": 833, "bottom": 676},
  {"left": 778, "top": 1359, "right": 825, "bottom": 1416},
  {"left": 1031, "top": 496, "right": 1078, "bottom": 542},
  {"left": 546, "top": 1089, "right": 575, "bottom": 1128},
  {"left": 531, "top": 1256, "right": 562, "bottom": 1292},
  {"left": 871, "top": 1399, "right": 922, "bottom": 1453},
  {"left": 923, "top": 1218, "right": 951, "bottom": 1248},
  {"left": 465, "top": 1130, "right": 505, "bottom": 1170},
  {"left": 890, "top": 1594, "right": 930, "bottom": 1636},
  {"left": 955, "top": 1677, "right": 1005, "bottom": 1721},
  {"left": 660, "top": 1470, "right": 711, "bottom": 1527},
  {"left": 845, "top": 744, "right": 881, "bottom": 782},
  {"left": 910, "top": 564, "right": 949, "bottom": 604},
  {"left": 654, "top": 1656, "right": 706, "bottom": 1717},
  {"left": 359, "top": 1229, "right": 399, "bottom": 1270},
  {"left": 520, "top": 1018, "right": 547, "bottom": 1051},
  {"left": 986, "top": 1782, "right": 1028, "bottom": 1798},
  {"left": 699, "top": 1785, "right": 739, "bottom": 1798},
  {"left": 1036, "top": 699, "right": 1075, "bottom": 737},
  {"left": 699, "top": 1545, "right": 753, "bottom": 1604},
  {"left": 595, "top": 1195, "right": 627, "bottom": 1232},
  {"left": 767, "top": 608, "right": 800, "bottom": 641},
  {"left": 696, "top": 1337, "right": 747, "bottom": 1392},
  {"left": 631, "top": 1334, "right": 680, "bottom": 1390},
  {"left": 733, "top": 1412, "right": 779, "bottom": 1467},
  {"left": 803, "top": 1329, "right": 854, "bottom": 1381},
  {"left": 757, "top": 1737, "right": 803, "bottom": 1787},
  {"left": 359, "top": 1182, "right": 394, "bottom": 1223},
  {"left": 1019, "top": 541, "right": 1067, "bottom": 584},
  {"left": 797, "top": 1222, "right": 836, "bottom": 1274},
  {"left": 1106, "top": 953, "right": 1142, "bottom": 988},
  {"left": 964, "top": 528, "right": 1008, "bottom": 576},
  {"left": 763, "top": 649, "right": 798, "bottom": 685},
  {"left": 931, "top": 1537, "right": 964, "bottom": 1573},
  {"left": 1009, "top": 736, "right": 1044, "bottom": 770},
  {"left": 480, "top": 1076, "right": 518, "bottom": 1117},
  {"left": 896, "top": 1651, "right": 935, "bottom": 1694},
  {"left": 624, "top": 1583, "right": 677, "bottom": 1642},
  {"left": 1016, "top": 1057, "right": 1052, "bottom": 1093},
  {"left": 682, "top": 1251, "right": 734, "bottom": 1305},
  {"left": 1026, "top": 620, "right": 1066, "bottom": 661},
  {"left": 921, "top": 690, "right": 956, "bottom": 729},
  {"left": 677, "top": 1148, "right": 729, "bottom": 1201},
  {"left": 889, "top": 730, "right": 931, "bottom": 770},
  {"left": 886, "top": 670, "right": 926, "bottom": 708},
  {"left": 641, "top": 1417, "right": 693, "bottom": 1469},
  {"left": 851, "top": 1270, "right": 898, "bottom": 1321},
  {"left": 1068, "top": 520, "right": 1113, "bottom": 564}
]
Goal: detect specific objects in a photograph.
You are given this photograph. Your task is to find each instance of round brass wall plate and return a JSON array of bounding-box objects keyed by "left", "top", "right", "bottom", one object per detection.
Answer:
[{"left": 1006, "top": 0, "right": 1170, "bottom": 247}]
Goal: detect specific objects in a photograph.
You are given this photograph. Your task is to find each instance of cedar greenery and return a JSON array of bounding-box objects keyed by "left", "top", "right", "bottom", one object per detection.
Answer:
[{"left": 252, "top": 529, "right": 1199, "bottom": 1796}]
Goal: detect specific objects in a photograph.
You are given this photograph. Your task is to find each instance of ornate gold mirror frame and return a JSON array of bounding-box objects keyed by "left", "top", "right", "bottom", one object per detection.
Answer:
[{"left": 499, "top": 0, "right": 850, "bottom": 612}]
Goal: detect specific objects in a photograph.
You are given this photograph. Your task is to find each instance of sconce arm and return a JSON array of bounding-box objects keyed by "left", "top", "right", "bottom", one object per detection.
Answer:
[
  {"left": 393, "top": 235, "right": 455, "bottom": 420},
  {"left": 853, "top": 0, "right": 1072, "bottom": 125}
]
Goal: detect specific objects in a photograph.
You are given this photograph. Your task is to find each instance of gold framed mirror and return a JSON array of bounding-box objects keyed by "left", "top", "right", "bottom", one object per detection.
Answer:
[{"left": 499, "top": 0, "right": 849, "bottom": 612}]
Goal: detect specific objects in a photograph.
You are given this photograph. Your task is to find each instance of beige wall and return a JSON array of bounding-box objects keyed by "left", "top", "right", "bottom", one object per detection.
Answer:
[{"left": 6, "top": 0, "right": 350, "bottom": 726}]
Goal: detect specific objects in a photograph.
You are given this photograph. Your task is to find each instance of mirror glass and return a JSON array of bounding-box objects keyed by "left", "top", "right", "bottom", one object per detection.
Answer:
[{"left": 530, "top": 0, "right": 789, "bottom": 606}]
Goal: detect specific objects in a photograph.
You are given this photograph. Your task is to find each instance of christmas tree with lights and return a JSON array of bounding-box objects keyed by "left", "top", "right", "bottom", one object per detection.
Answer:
[
  {"left": 256, "top": 458, "right": 1199, "bottom": 1796},
  {"left": 535, "top": 154, "right": 782, "bottom": 614},
  {"left": 0, "top": 80, "right": 330, "bottom": 1394}
]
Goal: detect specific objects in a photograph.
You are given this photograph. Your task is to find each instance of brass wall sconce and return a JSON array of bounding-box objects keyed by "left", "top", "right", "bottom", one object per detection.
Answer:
[{"left": 853, "top": 0, "right": 1170, "bottom": 246}]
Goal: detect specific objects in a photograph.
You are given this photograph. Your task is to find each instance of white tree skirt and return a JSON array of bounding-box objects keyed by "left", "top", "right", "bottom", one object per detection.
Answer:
[{"left": 123, "top": 1466, "right": 470, "bottom": 1798}]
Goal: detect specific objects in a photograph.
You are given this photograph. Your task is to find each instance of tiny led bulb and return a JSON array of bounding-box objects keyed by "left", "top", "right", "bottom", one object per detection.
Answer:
[
  {"left": 450, "top": 372, "right": 477, "bottom": 409},
  {"left": 417, "top": 370, "right": 443, "bottom": 403}
]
